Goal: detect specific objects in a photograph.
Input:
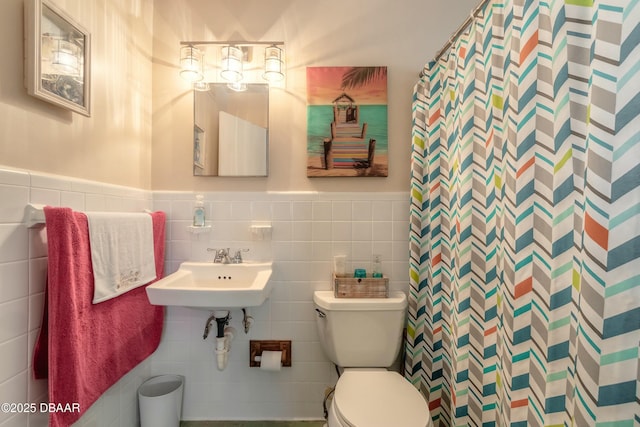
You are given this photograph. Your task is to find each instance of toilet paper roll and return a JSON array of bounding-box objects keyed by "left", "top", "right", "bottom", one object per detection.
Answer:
[{"left": 259, "top": 351, "right": 282, "bottom": 371}]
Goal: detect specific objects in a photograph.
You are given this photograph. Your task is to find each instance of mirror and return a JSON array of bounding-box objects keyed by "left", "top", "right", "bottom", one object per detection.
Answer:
[{"left": 193, "top": 83, "right": 269, "bottom": 176}]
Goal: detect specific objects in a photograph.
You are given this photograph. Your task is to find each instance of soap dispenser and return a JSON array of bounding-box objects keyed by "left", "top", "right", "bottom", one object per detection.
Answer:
[{"left": 193, "top": 195, "right": 206, "bottom": 227}]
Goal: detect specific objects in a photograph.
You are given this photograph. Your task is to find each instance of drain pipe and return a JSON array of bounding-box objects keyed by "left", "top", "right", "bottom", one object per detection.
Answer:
[
  {"left": 210, "top": 311, "right": 235, "bottom": 371},
  {"left": 216, "top": 325, "right": 236, "bottom": 371}
]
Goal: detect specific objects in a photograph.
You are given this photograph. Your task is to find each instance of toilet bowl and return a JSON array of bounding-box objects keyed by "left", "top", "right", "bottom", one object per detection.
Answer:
[
  {"left": 328, "top": 369, "right": 432, "bottom": 427},
  {"left": 313, "top": 291, "right": 432, "bottom": 427}
]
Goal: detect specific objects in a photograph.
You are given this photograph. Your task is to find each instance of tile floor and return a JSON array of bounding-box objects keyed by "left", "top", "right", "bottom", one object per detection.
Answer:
[{"left": 180, "top": 422, "right": 325, "bottom": 427}]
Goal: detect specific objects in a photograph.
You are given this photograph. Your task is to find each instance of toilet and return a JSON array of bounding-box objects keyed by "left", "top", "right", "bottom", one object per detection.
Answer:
[{"left": 314, "top": 291, "right": 432, "bottom": 427}]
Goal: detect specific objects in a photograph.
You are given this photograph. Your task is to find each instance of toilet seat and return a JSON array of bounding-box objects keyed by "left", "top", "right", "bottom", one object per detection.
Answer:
[{"left": 333, "top": 369, "right": 431, "bottom": 427}]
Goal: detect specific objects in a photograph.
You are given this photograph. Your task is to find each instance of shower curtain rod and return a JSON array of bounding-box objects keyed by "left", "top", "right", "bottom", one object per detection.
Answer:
[{"left": 420, "top": 0, "right": 491, "bottom": 76}]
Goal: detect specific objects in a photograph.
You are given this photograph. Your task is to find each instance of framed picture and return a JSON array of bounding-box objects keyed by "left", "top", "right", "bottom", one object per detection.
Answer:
[
  {"left": 25, "top": 0, "right": 91, "bottom": 116},
  {"left": 306, "top": 66, "right": 388, "bottom": 177}
]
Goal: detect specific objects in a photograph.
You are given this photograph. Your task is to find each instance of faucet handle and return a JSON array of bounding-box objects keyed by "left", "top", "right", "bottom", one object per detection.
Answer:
[
  {"left": 207, "top": 248, "right": 219, "bottom": 262},
  {"left": 207, "top": 248, "right": 230, "bottom": 263},
  {"left": 232, "top": 248, "right": 250, "bottom": 263}
]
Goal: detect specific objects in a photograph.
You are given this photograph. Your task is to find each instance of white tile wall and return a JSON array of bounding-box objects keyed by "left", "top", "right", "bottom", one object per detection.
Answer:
[
  {"left": 0, "top": 167, "right": 153, "bottom": 427},
  {"left": 0, "top": 167, "right": 412, "bottom": 424},
  {"left": 152, "top": 191, "right": 410, "bottom": 420}
]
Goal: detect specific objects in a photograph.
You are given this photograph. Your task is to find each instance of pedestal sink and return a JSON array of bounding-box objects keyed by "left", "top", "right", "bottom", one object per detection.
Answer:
[{"left": 146, "top": 261, "right": 273, "bottom": 310}]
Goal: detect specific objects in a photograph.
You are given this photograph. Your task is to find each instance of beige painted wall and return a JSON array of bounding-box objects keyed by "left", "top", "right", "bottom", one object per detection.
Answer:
[
  {"left": 0, "top": 0, "right": 154, "bottom": 189},
  {"left": 0, "top": 0, "right": 476, "bottom": 191},
  {"left": 151, "top": 0, "right": 478, "bottom": 191}
]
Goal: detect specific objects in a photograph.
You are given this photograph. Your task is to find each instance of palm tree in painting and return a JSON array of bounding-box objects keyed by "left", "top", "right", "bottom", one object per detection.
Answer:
[{"left": 340, "top": 67, "right": 387, "bottom": 90}]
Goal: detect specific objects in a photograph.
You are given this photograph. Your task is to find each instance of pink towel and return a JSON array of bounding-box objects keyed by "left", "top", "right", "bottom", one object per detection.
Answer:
[{"left": 33, "top": 207, "right": 166, "bottom": 427}]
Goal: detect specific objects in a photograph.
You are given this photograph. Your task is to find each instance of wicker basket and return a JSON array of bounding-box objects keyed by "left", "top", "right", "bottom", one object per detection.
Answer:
[{"left": 333, "top": 273, "right": 389, "bottom": 298}]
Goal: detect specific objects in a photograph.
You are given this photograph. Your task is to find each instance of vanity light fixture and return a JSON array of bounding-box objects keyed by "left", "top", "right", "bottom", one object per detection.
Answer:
[
  {"left": 263, "top": 44, "right": 284, "bottom": 82},
  {"left": 179, "top": 45, "right": 203, "bottom": 82},
  {"left": 193, "top": 51, "right": 209, "bottom": 91},
  {"left": 193, "top": 81, "right": 210, "bottom": 91},
  {"left": 52, "top": 39, "right": 80, "bottom": 75},
  {"left": 227, "top": 81, "right": 248, "bottom": 92},
  {"left": 220, "top": 45, "right": 244, "bottom": 83},
  {"left": 179, "top": 41, "right": 285, "bottom": 86}
]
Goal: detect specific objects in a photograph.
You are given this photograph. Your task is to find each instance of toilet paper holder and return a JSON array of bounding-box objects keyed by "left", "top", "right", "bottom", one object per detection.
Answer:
[{"left": 249, "top": 340, "right": 292, "bottom": 367}]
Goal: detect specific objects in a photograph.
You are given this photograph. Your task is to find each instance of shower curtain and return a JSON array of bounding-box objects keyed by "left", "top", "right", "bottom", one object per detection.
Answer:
[{"left": 406, "top": 0, "right": 639, "bottom": 426}]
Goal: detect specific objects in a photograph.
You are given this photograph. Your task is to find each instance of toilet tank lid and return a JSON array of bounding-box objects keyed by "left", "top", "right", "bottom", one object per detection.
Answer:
[{"left": 313, "top": 291, "right": 407, "bottom": 311}]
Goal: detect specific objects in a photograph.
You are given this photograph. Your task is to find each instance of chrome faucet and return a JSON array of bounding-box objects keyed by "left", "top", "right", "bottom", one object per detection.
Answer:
[
  {"left": 207, "top": 248, "right": 231, "bottom": 264},
  {"left": 207, "top": 248, "right": 249, "bottom": 264}
]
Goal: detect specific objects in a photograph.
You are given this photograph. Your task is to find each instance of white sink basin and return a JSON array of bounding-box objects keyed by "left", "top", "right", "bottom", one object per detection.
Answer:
[{"left": 146, "top": 261, "right": 273, "bottom": 310}]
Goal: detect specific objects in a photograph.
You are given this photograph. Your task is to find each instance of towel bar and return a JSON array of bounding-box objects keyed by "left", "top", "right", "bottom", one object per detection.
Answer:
[
  {"left": 24, "top": 203, "right": 46, "bottom": 228},
  {"left": 23, "top": 204, "right": 155, "bottom": 228}
]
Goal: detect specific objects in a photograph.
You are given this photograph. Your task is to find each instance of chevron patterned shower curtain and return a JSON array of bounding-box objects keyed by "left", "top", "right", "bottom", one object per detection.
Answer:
[{"left": 406, "top": 1, "right": 639, "bottom": 426}]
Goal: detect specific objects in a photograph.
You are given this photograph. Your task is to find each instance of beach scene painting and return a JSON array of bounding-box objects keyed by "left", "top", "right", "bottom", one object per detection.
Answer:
[{"left": 306, "top": 66, "right": 388, "bottom": 177}]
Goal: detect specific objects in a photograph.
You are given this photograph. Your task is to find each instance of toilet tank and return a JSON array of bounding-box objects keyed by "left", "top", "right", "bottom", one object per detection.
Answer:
[{"left": 313, "top": 291, "right": 407, "bottom": 368}]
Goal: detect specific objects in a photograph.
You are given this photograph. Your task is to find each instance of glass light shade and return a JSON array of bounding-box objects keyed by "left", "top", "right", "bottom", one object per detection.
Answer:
[
  {"left": 220, "top": 46, "right": 243, "bottom": 82},
  {"left": 193, "top": 81, "right": 210, "bottom": 91},
  {"left": 263, "top": 45, "right": 284, "bottom": 82},
  {"left": 52, "top": 40, "right": 79, "bottom": 75},
  {"left": 180, "top": 46, "right": 203, "bottom": 82},
  {"left": 227, "top": 81, "right": 248, "bottom": 92}
]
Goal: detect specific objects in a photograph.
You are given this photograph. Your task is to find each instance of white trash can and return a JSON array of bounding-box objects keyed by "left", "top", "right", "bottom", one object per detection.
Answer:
[{"left": 138, "top": 375, "right": 184, "bottom": 427}]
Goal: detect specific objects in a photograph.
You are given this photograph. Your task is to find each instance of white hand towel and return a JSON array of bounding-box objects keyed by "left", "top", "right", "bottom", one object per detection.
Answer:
[{"left": 86, "top": 212, "right": 156, "bottom": 304}]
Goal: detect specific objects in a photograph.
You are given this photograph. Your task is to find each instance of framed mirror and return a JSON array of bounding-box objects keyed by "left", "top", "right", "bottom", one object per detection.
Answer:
[{"left": 193, "top": 83, "right": 269, "bottom": 176}]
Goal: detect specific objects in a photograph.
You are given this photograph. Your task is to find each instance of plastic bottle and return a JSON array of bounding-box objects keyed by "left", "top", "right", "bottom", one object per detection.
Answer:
[
  {"left": 372, "top": 254, "right": 383, "bottom": 278},
  {"left": 333, "top": 255, "right": 346, "bottom": 276},
  {"left": 193, "top": 195, "right": 206, "bottom": 227}
]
